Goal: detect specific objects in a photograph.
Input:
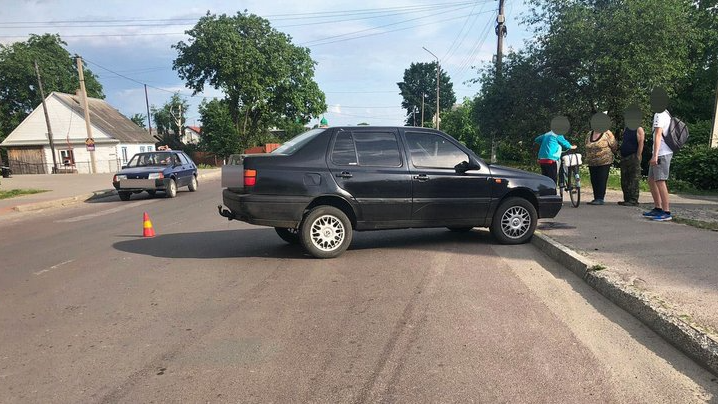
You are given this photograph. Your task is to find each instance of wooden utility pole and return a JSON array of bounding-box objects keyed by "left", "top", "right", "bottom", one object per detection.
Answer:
[
  {"left": 422, "top": 47, "right": 440, "bottom": 130},
  {"left": 76, "top": 56, "right": 97, "bottom": 174},
  {"left": 144, "top": 84, "right": 153, "bottom": 136},
  {"left": 34, "top": 60, "right": 59, "bottom": 174},
  {"left": 711, "top": 76, "right": 718, "bottom": 148},
  {"left": 421, "top": 92, "right": 425, "bottom": 127}
]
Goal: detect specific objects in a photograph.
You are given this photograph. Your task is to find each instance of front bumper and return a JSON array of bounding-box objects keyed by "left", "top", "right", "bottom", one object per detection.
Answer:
[
  {"left": 221, "top": 189, "right": 311, "bottom": 228},
  {"left": 538, "top": 195, "right": 562, "bottom": 218},
  {"left": 113, "top": 178, "right": 171, "bottom": 191}
]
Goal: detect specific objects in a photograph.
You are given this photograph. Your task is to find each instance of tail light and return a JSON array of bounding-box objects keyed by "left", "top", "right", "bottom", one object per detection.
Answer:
[{"left": 244, "top": 169, "right": 257, "bottom": 187}]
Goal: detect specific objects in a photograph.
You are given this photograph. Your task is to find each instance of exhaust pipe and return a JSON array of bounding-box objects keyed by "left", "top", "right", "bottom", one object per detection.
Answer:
[{"left": 217, "top": 205, "right": 236, "bottom": 221}]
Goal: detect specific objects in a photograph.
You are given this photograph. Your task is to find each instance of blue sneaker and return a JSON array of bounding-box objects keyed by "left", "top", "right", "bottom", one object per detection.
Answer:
[
  {"left": 653, "top": 212, "right": 672, "bottom": 221},
  {"left": 642, "top": 208, "right": 662, "bottom": 217}
]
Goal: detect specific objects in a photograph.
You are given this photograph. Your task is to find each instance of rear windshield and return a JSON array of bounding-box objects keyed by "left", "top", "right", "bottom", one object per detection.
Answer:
[{"left": 272, "top": 129, "right": 325, "bottom": 155}]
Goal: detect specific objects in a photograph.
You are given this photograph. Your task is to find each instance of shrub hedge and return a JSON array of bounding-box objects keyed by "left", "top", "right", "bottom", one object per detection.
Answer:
[{"left": 671, "top": 146, "right": 718, "bottom": 190}]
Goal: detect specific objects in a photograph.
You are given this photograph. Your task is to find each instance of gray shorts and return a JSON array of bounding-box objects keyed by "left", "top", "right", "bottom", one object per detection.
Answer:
[{"left": 648, "top": 153, "right": 672, "bottom": 181}]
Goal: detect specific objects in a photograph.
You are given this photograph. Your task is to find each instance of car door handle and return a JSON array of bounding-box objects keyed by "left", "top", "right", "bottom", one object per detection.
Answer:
[
  {"left": 336, "top": 171, "right": 353, "bottom": 179},
  {"left": 413, "top": 174, "right": 429, "bottom": 182}
]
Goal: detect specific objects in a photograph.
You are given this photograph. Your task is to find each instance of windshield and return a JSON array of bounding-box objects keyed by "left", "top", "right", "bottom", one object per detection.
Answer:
[
  {"left": 126, "top": 152, "right": 175, "bottom": 167},
  {"left": 272, "top": 129, "right": 325, "bottom": 155}
]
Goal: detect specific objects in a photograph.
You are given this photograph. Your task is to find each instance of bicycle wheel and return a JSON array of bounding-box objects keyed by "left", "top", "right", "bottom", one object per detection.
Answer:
[
  {"left": 567, "top": 166, "right": 580, "bottom": 207},
  {"left": 558, "top": 164, "right": 566, "bottom": 199}
]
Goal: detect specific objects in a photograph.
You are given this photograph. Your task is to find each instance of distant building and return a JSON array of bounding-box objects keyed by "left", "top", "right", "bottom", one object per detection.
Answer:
[
  {"left": 319, "top": 116, "right": 329, "bottom": 128},
  {"left": 182, "top": 125, "right": 201, "bottom": 145},
  {"left": 0, "top": 92, "right": 156, "bottom": 174}
]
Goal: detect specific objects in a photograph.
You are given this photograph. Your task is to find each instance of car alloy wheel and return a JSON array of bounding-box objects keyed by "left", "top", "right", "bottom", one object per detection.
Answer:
[
  {"left": 501, "top": 206, "right": 531, "bottom": 240},
  {"left": 300, "top": 206, "right": 353, "bottom": 258},
  {"left": 166, "top": 179, "right": 177, "bottom": 198},
  {"left": 490, "top": 197, "right": 537, "bottom": 245},
  {"left": 311, "top": 215, "right": 345, "bottom": 251},
  {"left": 189, "top": 176, "right": 198, "bottom": 192}
]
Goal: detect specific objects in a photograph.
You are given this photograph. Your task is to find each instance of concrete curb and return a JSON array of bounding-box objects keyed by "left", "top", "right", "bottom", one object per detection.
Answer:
[
  {"left": 532, "top": 231, "right": 718, "bottom": 376},
  {"left": 11, "top": 169, "right": 222, "bottom": 213}
]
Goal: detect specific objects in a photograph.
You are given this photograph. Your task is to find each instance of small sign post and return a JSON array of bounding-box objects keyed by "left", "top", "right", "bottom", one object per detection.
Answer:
[{"left": 85, "top": 138, "right": 95, "bottom": 151}]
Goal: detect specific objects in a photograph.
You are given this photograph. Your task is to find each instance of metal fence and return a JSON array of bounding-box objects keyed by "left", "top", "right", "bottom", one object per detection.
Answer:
[{"left": 8, "top": 158, "right": 123, "bottom": 175}]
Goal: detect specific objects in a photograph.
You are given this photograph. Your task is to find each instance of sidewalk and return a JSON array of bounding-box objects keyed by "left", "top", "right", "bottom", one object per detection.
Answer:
[
  {"left": 537, "top": 188, "right": 718, "bottom": 374},
  {"left": 0, "top": 168, "right": 221, "bottom": 215}
]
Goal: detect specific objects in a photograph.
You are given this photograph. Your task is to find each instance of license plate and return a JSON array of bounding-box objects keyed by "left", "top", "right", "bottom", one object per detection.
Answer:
[{"left": 119, "top": 179, "right": 156, "bottom": 188}]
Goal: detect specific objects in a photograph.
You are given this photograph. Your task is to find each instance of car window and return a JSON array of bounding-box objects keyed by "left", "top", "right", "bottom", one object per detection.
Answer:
[
  {"left": 354, "top": 132, "right": 401, "bottom": 167},
  {"left": 331, "top": 131, "right": 358, "bottom": 165},
  {"left": 272, "top": 129, "right": 325, "bottom": 155},
  {"left": 405, "top": 132, "right": 469, "bottom": 169},
  {"left": 331, "top": 131, "right": 401, "bottom": 167},
  {"left": 178, "top": 153, "right": 190, "bottom": 165},
  {"left": 126, "top": 152, "right": 173, "bottom": 167}
]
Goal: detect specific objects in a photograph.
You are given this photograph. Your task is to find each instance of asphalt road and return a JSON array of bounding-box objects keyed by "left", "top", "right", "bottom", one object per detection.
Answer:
[{"left": 0, "top": 178, "right": 716, "bottom": 403}]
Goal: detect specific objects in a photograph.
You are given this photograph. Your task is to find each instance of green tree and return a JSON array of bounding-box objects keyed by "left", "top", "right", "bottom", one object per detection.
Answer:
[
  {"left": 471, "top": 0, "right": 701, "bottom": 163},
  {"left": 151, "top": 93, "right": 188, "bottom": 149},
  {"left": 0, "top": 34, "right": 103, "bottom": 142},
  {"left": 397, "top": 62, "right": 455, "bottom": 127},
  {"left": 129, "top": 113, "right": 146, "bottom": 128},
  {"left": 198, "top": 98, "right": 241, "bottom": 159},
  {"left": 441, "top": 98, "right": 482, "bottom": 155},
  {"left": 173, "top": 11, "right": 327, "bottom": 149}
]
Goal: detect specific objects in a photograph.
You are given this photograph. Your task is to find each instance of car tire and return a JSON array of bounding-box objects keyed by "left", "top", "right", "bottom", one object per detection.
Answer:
[
  {"left": 188, "top": 175, "right": 198, "bottom": 192},
  {"left": 447, "top": 227, "right": 473, "bottom": 232},
  {"left": 118, "top": 191, "right": 131, "bottom": 201},
  {"left": 490, "top": 197, "right": 537, "bottom": 244},
  {"left": 165, "top": 179, "right": 177, "bottom": 198},
  {"left": 146, "top": 190, "right": 156, "bottom": 197},
  {"left": 275, "top": 227, "right": 300, "bottom": 244},
  {"left": 300, "top": 206, "right": 353, "bottom": 259}
]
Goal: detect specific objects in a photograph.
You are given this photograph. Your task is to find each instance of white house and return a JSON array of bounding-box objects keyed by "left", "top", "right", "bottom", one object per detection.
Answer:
[
  {"left": 182, "top": 125, "right": 201, "bottom": 145},
  {"left": 0, "top": 92, "right": 156, "bottom": 174}
]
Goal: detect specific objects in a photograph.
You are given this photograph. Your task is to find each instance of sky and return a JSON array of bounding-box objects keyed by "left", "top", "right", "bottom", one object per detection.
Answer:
[{"left": 0, "top": 0, "right": 532, "bottom": 128}]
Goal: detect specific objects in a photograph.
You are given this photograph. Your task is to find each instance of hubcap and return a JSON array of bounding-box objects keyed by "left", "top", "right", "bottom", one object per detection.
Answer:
[
  {"left": 501, "top": 206, "right": 531, "bottom": 239},
  {"left": 310, "top": 214, "right": 345, "bottom": 251}
]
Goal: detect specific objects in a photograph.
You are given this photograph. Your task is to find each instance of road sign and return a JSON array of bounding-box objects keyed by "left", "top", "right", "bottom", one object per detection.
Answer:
[{"left": 85, "top": 138, "right": 95, "bottom": 151}]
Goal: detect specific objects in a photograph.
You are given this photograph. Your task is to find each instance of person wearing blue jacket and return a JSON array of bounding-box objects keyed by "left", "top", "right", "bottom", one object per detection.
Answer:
[{"left": 534, "top": 116, "right": 577, "bottom": 185}]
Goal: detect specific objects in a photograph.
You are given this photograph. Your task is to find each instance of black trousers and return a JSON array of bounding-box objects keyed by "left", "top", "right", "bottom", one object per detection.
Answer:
[
  {"left": 589, "top": 164, "right": 611, "bottom": 200},
  {"left": 540, "top": 162, "right": 558, "bottom": 185}
]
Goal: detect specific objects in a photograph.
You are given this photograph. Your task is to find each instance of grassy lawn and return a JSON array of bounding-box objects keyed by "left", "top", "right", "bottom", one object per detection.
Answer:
[
  {"left": 578, "top": 166, "right": 718, "bottom": 196},
  {"left": 0, "top": 189, "right": 48, "bottom": 200}
]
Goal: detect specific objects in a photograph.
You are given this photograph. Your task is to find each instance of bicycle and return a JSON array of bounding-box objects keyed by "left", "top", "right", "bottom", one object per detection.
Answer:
[{"left": 558, "top": 150, "right": 582, "bottom": 208}]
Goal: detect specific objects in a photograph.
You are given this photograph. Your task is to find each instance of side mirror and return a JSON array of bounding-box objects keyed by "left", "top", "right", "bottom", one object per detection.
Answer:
[{"left": 455, "top": 160, "right": 480, "bottom": 173}]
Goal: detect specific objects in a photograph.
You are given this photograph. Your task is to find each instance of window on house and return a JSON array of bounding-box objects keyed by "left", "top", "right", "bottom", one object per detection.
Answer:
[
  {"left": 59, "top": 150, "right": 75, "bottom": 166},
  {"left": 146, "top": 146, "right": 153, "bottom": 152},
  {"left": 121, "top": 147, "right": 128, "bottom": 163},
  {"left": 140, "top": 146, "right": 146, "bottom": 152}
]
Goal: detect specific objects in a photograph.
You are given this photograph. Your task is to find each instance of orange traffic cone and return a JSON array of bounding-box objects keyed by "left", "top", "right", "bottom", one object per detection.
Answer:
[{"left": 143, "top": 212, "right": 156, "bottom": 238}]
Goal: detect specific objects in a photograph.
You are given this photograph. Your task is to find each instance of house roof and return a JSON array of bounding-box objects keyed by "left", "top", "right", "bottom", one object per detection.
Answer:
[
  {"left": 53, "top": 92, "right": 156, "bottom": 144},
  {"left": 186, "top": 126, "right": 201, "bottom": 134}
]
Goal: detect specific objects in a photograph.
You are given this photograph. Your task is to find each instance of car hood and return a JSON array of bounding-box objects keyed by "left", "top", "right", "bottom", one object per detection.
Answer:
[
  {"left": 489, "top": 164, "right": 556, "bottom": 190},
  {"left": 118, "top": 166, "right": 167, "bottom": 176}
]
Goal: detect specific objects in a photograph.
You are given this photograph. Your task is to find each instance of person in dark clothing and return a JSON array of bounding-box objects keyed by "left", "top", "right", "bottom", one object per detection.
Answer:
[{"left": 618, "top": 104, "right": 645, "bottom": 206}]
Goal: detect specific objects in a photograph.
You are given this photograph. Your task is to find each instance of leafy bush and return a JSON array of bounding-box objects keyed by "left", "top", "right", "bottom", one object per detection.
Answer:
[{"left": 672, "top": 146, "right": 718, "bottom": 190}]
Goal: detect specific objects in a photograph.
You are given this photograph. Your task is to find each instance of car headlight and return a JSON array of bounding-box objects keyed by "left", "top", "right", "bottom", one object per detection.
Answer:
[
  {"left": 114, "top": 174, "right": 127, "bottom": 181},
  {"left": 148, "top": 172, "right": 164, "bottom": 179}
]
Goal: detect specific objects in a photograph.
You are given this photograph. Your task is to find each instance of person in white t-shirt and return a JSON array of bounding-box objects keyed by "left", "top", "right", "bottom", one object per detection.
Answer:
[{"left": 643, "top": 87, "right": 673, "bottom": 221}]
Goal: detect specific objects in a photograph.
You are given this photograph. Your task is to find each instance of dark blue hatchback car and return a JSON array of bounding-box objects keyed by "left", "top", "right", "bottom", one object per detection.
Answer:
[{"left": 112, "top": 150, "right": 198, "bottom": 200}]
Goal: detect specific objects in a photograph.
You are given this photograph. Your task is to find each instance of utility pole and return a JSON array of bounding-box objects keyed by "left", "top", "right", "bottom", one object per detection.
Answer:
[
  {"left": 711, "top": 76, "right": 718, "bottom": 148},
  {"left": 76, "top": 56, "right": 97, "bottom": 174},
  {"left": 421, "top": 92, "right": 425, "bottom": 128},
  {"left": 492, "top": 0, "right": 507, "bottom": 163},
  {"left": 422, "top": 46, "right": 440, "bottom": 130},
  {"left": 144, "top": 84, "right": 153, "bottom": 136},
  {"left": 34, "top": 60, "right": 59, "bottom": 174}
]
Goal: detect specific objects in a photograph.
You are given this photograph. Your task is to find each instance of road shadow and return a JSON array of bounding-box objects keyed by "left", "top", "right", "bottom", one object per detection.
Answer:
[
  {"left": 537, "top": 221, "right": 577, "bottom": 230},
  {"left": 113, "top": 227, "right": 500, "bottom": 259},
  {"left": 87, "top": 190, "right": 195, "bottom": 204}
]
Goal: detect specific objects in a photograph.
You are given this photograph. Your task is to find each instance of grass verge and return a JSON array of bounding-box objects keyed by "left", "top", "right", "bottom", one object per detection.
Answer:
[
  {"left": 672, "top": 216, "right": 718, "bottom": 232},
  {"left": 0, "top": 189, "right": 48, "bottom": 200}
]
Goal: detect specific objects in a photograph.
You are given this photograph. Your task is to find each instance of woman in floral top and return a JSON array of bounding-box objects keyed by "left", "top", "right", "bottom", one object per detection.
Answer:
[{"left": 584, "top": 112, "right": 618, "bottom": 205}]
